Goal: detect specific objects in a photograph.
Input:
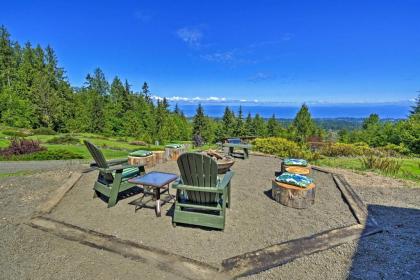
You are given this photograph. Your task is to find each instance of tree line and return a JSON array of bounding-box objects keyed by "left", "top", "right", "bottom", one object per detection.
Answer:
[{"left": 0, "top": 25, "right": 418, "bottom": 153}]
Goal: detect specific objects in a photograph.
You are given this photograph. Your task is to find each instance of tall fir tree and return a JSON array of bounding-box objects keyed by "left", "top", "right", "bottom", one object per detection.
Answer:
[{"left": 291, "top": 103, "right": 316, "bottom": 143}]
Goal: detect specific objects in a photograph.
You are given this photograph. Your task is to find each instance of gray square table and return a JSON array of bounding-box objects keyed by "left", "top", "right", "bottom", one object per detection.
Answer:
[{"left": 128, "top": 171, "right": 178, "bottom": 217}]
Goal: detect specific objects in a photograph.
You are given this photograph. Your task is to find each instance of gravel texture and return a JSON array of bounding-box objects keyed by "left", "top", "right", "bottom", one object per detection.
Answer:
[
  {"left": 47, "top": 156, "right": 356, "bottom": 266},
  {"left": 0, "top": 156, "right": 419, "bottom": 279}
]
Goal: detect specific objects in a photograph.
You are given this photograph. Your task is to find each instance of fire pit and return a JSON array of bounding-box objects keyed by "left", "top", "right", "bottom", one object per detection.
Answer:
[{"left": 204, "top": 150, "right": 235, "bottom": 174}]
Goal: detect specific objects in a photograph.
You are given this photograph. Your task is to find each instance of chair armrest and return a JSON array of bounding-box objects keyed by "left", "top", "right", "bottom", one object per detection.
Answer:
[
  {"left": 218, "top": 170, "right": 234, "bottom": 189},
  {"left": 106, "top": 158, "right": 128, "bottom": 166},
  {"left": 98, "top": 163, "right": 145, "bottom": 173},
  {"left": 172, "top": 182, "right": 225, "bottom": 193}
]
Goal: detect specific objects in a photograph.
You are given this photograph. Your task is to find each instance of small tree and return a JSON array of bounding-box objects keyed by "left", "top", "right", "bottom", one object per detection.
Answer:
[
  {"left": 291, "top": 103, "right": 316, "bottom": 143},
  {"left": 410, "top": 93, "right": 420, "bottom": 116},
  {"left": 193, "top": 104, "right": 206, "bottom": 137}
]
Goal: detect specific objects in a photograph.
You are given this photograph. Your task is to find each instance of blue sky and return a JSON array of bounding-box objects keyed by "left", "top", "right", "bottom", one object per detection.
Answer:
[{"left": 1, "top": 0, "right": 419, "bottom": 104}]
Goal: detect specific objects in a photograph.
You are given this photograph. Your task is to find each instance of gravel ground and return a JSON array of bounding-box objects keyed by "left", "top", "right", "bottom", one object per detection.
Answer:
[
  {"left": 0, "top": 156, "right": 419, "bottom": 279},
  {"left": 0, "top": 160, "right": 87, "bottom": 174},
  {"left": 47, "top": 156, "right": 356, "bottom": 266}
]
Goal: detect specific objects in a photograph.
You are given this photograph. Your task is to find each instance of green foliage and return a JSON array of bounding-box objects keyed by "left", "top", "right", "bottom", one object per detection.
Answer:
[
  {"left": 319, "top": 142, "right": 373, "bottom": 157},
  {"left": 253, "top": 137, "right": 316, "bottom": 159},
  {"left": 290, "top": 104, "right": 317, "bottom": 143},
  {"left": 2, "top": 129, "right": 31, "bottom": 137},
  {"left": 46, "top": 135, "right": 80, "bottom": 145},
  {"left": 360, "top": 155, "right": 402, "bottom": 175},
  {"left": 32, "top": 127, "right": 57, "bottom": 135},
  {"left": 0, "top": 149, "right": 83, "bottom": 161}
]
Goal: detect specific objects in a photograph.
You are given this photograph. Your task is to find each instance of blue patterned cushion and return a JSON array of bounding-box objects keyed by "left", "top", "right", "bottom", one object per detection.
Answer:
[
  {"left": 283, "top": 158, "right": 308, "bottom": 167},
  {"left": 165, "top": 144, "right": 183, "bottom": 149},
  {"left": 129, "top": 150, "right": 153, "bottom": 157},
  {"left": 275, "top": 172, "right": 313, "bottom": 188}
]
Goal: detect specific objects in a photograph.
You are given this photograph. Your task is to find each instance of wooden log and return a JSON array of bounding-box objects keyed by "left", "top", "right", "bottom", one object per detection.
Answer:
[
  {"left": 28, "top": 216, "right": 224, "bottom": 280},
  {"left": 283, "top": 165, "right": 311, "bottom": 175},
  {"left": 272, "top": 180, "right": 315, "bottom": 209},
  {"left": 153, "top": 151, "right": 166, "bottom": 164},
  {"left": 165, "top": 147, "right": 181, "bottom": 161},
  {"left": 128, "top": 154, "right": 155, "bottom": 167}
]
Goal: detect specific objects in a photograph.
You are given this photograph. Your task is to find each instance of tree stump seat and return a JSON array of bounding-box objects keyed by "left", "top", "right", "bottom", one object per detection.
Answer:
[
  {"left": 282, "top": 165, "right": 312, "bottom": 175},
  {"left": 272, "top": 180, "right": 315, "bottom": 209},
  {"left": 128, "top": 154, "right": 156, "bottom": 167}
]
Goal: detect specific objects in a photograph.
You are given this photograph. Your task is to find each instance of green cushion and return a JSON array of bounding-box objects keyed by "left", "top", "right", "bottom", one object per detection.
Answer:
[
  {"left": 129, "top": 150, "right": 153, "bottom": 157},
  {"left": 283, "top": 158, "right": 308, "bottom": 167},
  {"left": 275, "top": 172, "right": 313, "bottom": 188},
  {"left": 165, "top": 143, "right": 182, "bottom": 149},
  {"left": 120, "top": 167, "right": 139, "bottom": 179}
]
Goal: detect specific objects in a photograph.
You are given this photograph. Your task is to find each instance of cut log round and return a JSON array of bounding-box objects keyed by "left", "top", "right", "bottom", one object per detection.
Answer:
[
  {"left": 282, "top": 165, "right": 312, "bottom": 175},
  {"left": 165, "top": 148, "right": 181, "bottom": 161},
  {"left": 153, "top": 151, "right": 166, "bottom": 164},
  {"left": 128, "top": 154, "right": 155, "bottom": 167},
  {"left": 272, "top": 180, "right": 315, "bottom": 209}
]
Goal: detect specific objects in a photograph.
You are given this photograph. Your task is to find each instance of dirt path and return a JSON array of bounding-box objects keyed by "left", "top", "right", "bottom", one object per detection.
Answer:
[{"left": 0, "top": 158, "right": 419, "bottom": 279}]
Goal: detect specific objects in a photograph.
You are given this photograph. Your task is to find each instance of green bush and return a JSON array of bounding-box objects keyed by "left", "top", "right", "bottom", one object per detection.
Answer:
[
  {"left": 360, "top": 155, "right": 402, "bottom": 175},
  {"left": 253, "top": 137, "right": 315, "bottom": 159},
  {"left": 2, "top": 130, "right": 32, "bottom": 137},
  {"left": 32, "top": 127, "right": 57, "bottom": 135},
  {"left": 46, "top": 135, "right": 80, "bottom": 145},
  {"left": 0, "top": 149, "right": 83, "bottom": 161},
  {"left": 377, "top": 143, "right": 411, "bottom": 156},
  {"left": 319, "top": 142, "right": 373, "bottom": 157}
]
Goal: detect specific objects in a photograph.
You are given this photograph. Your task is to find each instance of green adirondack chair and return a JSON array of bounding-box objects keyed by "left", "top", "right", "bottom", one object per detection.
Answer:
[
  {"left": 172, "top": 153, "right": 234, "bottom": 230},
  {"left": 84, "top": 140, "right": 146, "bottom": 208}
]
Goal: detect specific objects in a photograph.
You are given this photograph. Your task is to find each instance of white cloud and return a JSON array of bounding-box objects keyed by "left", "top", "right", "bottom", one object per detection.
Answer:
[
  {"left": 176, "top": 27, "right": 203, "bottom": 48},
  {"left": 151, "top": 95, "right": 256, "bottom": 104},
  {"left": 248, "top": 72, "right": 275, "bottom": 82},
  {"left": 201, "top": 51, "right": 235, "bottom": 63}
]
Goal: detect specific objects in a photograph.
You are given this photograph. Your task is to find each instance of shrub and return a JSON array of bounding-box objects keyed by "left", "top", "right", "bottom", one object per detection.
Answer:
[
  {"left": 319, "top": 142, "right": 373, "bottom": 157},
  {"left": 0, "top": 138, "right": 45, "bottom": 157},
  {"left": 0, "top": 149, "right": 84, "bottom": 161},
  {"left": 130, "top": 140, "right": 147, "bottom": 146},
  {"left": 253, "top": 137, "right": 314, "bottom": 159},
  {"left": 32, "top": 127, "right": 57, "bottom": 135},
  {"left": 2, "top": 130, "right": 32, "bottom": 137},
  {"left": 46, "top": 135, "right": 80, "bottom": 145},
  {"left": 360, "top": 155, "right": 402, "bottom": 175},
  {"left": 376, "top": 143, "right": 410, "bottom": 156}
]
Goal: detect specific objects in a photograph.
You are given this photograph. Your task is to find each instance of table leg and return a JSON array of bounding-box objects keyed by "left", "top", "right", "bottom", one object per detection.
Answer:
[
  {"left": 155, "top": 187, "right": 161, "bottom": 217},
  {"left": 244, "top": 148, "right": 249, "bottom": 159},
  {"left": 229, "top": 147, "right": 234, "bottom": 156}
]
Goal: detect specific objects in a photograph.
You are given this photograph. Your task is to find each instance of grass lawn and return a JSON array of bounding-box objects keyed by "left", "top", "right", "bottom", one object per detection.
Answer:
[
  {"left": 0, "top": 127, "right": 215, "bottom": 161},
  {"left": 314, "top": 157, "right": 420, "bottom": 184}
]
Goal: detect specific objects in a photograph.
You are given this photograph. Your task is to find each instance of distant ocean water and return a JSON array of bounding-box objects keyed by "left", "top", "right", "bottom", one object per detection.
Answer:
[{"left": 174, "top": 104, "right": 412, "bottom": 119}]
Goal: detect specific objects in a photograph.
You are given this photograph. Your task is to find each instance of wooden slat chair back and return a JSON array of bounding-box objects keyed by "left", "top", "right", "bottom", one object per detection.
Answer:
[
  {"left": 173, "top": 152, "right": 234, "bottom": 230},
  {"left": 177, "top": 153, "right": 219, "bottom": 204},
  {"left": 84, "top": 140, "right": 145, "bottom": 207}
]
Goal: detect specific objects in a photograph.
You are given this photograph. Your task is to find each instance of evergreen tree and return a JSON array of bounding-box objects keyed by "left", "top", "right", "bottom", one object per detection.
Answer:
[
  {"left": 244, "top": 113, "right": 254, "bottom": 135},
  {"left": 267, "top": 114, "right": 281, "bottom": 137},
  {"left": 253, "top": 113, "right": 267, "bottom": 137},
  {"left": 193, "top": 104, "right": 206, "bottom": 137},
  {"left": 142, "top": 81, "right": 152, "bottom": 103},
  {"left": 221, "top": 106, "right": 236, "bottom": 137},
  {"left": 291, "top": 104, "right": 316, "bottom": 143},
  {"left": 234, "top": 105, "right": 245, "bottom": 136}
]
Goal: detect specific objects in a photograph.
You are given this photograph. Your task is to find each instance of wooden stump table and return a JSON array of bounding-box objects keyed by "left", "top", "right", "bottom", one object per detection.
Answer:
[
  {"left": 272, "top": 180, "right": 315, "bottom": 209},
  {"left": 153, "top": 151, "right": 166, "bottom": 165},
  {"left": 128, "top": 154, "right": 156, "bottom": 167},
  {"left": 164, "top": 147, "right": 182, "bottom": 161}
]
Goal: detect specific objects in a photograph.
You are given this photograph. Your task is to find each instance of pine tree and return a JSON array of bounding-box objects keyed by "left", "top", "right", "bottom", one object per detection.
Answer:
[
  {"left": 253, "top": 113, "right": 267, "bottom": 137},
  {"left": 244, "top": 113, "right": 254, "bottom": 135},
  {"left": 291, "top": 104, "right": 316, "bottom": 143},
  {"left": 142, "top": 82, "right": 152, "bottom": 104},
  {"left": 193, "top": 104, "right": 206, "bottom": 137},
  {"left": 235, "top": 105, "right": 245, "bottom": 136},
  {"left": 267, "top": 114, "right": 281, "bottom": 137},
  {"left": 222, "top": 106, "right": 236, "bottom": 137}
]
